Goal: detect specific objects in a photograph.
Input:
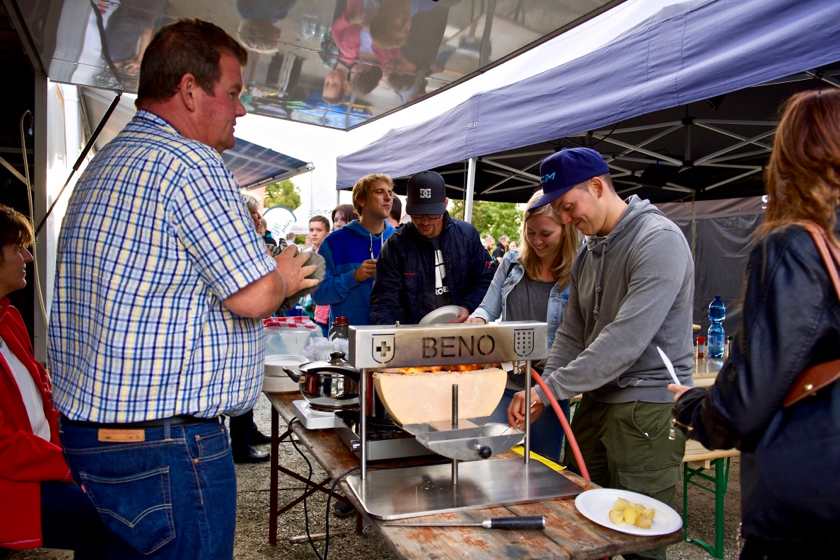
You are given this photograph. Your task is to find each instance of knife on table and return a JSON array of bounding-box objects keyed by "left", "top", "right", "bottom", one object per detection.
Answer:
[{"left": 383, "top": 516, "right": 546, "bottom": 530}]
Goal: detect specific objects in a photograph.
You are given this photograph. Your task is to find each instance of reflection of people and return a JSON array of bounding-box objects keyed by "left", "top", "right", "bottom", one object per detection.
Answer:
[
  {"left": 236, "top": 0, "right": 297, "bottom": 29},
  {"left": 49, "top": 20, "right": 317, "bottom": 558},
  {"left": 670, "top": 90, "right": 840, "bottom": 558},
  {"left": 467, "top": 191, "right": 580, "bottom": 462},
  {"left": 314, "top": 175, "right": 397, "bottom": 326},
  {"left": 509, "top": 148, "right": 693, "bottom": 560},
  {"left": 322, "top": 62, "right": 383, "bottom": 103},
  {"left": 331, "top": 0, "right": 408, "bottom": 69},
  {"left": 0, "top": 205, "right": 108, "bottom": 556},
  {"left": 103, "top": 0, "right": 168, "bottom": 91},
  {"left": 371, "top": 171, "right": 493, "bottom": 325}
]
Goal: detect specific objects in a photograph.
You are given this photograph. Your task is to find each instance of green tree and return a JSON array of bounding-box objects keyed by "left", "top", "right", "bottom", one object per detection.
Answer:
[
  {"left": 263, "top": 179, "right": 301, "bottom": 210},
  {"left": 450, "top": 199, "right": 522, "bottom": 242}
]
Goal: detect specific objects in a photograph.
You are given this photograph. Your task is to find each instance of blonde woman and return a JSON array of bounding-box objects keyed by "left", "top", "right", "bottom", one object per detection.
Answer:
[{"left": 467, "top": 190, "right": 580, "bottom": 462}]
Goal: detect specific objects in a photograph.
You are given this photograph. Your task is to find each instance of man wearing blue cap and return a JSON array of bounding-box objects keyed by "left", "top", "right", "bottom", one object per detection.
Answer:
[
  {"left": 370, "top": 170, "right": 494, "bottom": 325},
  {"left": 509, "top": 147, "right": 693, "bottom": 560}
]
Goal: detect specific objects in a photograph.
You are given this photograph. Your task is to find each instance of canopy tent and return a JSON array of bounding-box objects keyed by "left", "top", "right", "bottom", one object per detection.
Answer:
[
  {"left": 336, "top": 0, "right": 840, "bottom": 205},
  {"left": 380, "top": 64, "right": 840, "bottom": 206},
  {"left": 220, "top": 138, "right": 313, "bottom": 190}
]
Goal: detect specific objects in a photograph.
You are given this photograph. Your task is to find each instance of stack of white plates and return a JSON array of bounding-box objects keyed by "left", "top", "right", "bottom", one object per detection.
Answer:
[{"left": 263, "top": 354, "right": 307, "bottom": 393}]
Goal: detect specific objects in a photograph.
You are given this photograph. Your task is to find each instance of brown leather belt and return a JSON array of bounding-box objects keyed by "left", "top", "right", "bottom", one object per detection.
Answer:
[{"left": 61, "top": 415, "right": 219, "bottom": 430}]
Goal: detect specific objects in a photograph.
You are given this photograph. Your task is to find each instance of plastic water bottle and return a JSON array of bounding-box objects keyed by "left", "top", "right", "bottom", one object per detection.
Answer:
[{"left": 708, "top": 296, "right": 726, "bottom": 358}]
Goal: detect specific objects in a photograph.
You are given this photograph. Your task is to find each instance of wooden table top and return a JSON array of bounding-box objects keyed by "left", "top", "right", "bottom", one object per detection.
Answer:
[{"left": 266, "top": 392, "right": 683, "bottom": 560}]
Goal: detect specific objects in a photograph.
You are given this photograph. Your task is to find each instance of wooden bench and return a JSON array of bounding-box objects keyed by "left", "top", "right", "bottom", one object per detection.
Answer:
[{"left": 682, "top": 439, "right": 739, "bottom": 559}]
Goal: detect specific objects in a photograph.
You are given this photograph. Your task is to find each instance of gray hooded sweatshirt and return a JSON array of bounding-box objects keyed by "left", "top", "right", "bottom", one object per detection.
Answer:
[{"left": 537, "top": 195, "right": 694, "bottom": 405}]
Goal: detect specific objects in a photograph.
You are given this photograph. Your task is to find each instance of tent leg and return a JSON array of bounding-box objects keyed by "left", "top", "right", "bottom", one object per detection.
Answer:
[{"left": 464, "top": 156, "right": 477, "bottom": 223}]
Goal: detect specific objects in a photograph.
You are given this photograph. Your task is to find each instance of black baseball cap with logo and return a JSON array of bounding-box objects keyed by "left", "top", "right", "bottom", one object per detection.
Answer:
[{"left": 406, "top": 171, "right": 447, "bottom": 215}]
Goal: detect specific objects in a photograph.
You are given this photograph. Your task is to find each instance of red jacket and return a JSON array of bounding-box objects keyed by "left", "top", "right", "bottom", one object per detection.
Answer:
[{"left": 0, "top": 299, "right": 72, "bottom": 549}]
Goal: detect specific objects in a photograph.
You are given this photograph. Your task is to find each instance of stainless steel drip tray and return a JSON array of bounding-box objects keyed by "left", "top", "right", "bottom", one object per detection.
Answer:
[{"left": 345, "top": 458, "right": 582, "bottom": 520}]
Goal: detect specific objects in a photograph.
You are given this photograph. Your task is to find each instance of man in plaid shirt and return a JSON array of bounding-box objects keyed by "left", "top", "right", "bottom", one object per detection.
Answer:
[{"left": 48, "top": 19, "right": 317, "bottom": 559}]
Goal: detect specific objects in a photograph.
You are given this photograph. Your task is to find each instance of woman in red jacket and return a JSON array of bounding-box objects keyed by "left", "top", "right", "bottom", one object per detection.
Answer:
[{"left": 0, "top": 204, "right": 106, "bottom": 556}]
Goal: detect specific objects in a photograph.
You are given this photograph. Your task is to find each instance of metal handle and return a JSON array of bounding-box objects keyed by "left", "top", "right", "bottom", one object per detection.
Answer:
[{"left": 485, "top": 516, "right": 546, "bottom": 530}]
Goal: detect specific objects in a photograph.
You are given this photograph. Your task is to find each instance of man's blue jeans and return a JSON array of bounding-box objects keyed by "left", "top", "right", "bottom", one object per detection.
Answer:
[
  {"left": 490, "top": 388, "right": 569, "bottom": 463},
  {"left": 59, "top": 418, "right": 236, "bottom": 559}
]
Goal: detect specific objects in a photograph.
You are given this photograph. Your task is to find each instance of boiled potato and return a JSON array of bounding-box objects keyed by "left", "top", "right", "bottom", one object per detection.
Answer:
[
  {"left": 636, "top": 515, "right": 652, "bottom": 529},
  {"left": 613, "top": 498, "right": 631, "bottom": 511},
  {"left": 608, "top": 498, "right": 656, "bottom": 529}
]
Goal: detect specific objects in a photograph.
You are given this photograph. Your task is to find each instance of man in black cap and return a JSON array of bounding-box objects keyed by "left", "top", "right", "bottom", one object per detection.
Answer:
[{"left": 370, "top": 171, "right": 494, "bottom": 325}]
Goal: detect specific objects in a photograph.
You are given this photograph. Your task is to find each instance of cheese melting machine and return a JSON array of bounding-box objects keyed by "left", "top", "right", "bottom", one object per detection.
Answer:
[{"left": 345, "top": 322, "right": 582, "bottom": 520}]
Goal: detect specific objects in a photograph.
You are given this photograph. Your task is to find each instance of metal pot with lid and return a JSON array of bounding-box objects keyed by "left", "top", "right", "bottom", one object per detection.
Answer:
[
  {"left": 285, "top": 351, "right": 394, "bottom": 424},
  {"left": 285, "top": 351, "right": 360, "bottom": 411}
]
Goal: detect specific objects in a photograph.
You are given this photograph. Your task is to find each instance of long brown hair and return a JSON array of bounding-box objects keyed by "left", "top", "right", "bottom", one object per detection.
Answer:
[
  {"left": 518, "top": 190, "right": 579, "bottom": 289},
  {"left": 760, "top": 89, "right": 840, "bottom": 241}
]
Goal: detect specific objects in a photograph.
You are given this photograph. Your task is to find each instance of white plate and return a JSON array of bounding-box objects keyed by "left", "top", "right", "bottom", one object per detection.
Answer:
[
  {"left": 419, "top": 305, "right": 462, "bottom": 325},
  {"left": 574, "top": 488, "right": 682, "bottom": 536}
]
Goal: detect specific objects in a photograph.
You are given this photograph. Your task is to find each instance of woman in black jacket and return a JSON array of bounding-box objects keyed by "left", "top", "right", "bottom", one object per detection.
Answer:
[{"left": 669, "top": 89, "right": 840, "bottom": 558}]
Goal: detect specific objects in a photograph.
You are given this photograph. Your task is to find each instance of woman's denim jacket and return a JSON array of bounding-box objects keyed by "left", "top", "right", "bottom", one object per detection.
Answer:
[{"left": 469, "top": 250, "right": 569, "bottom": 350}]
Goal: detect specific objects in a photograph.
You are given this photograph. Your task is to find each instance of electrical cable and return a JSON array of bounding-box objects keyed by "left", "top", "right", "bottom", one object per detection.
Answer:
[
  {"left": 530, "top": 367, "right": 590, "bottom": 481},
  {"left": 287, "top": 417, "right": 324, "bottom": 560},
  {"left": 322, "top": 465, "right": 359, "bottom": 560},
  {"left": 18, "top": 111, "right": 48, "bottom": 328}
]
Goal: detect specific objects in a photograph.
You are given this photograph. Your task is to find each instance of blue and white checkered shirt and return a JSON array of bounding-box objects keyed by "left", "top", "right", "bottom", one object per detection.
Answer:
[{"left": 49, "top": 110, "right": 276, "bottom": 423}]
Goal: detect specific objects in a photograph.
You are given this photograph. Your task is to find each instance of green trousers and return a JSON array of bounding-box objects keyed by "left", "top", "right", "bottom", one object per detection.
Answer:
[{"left": 566, "top": 395, "right": 686, "bottom": 560}]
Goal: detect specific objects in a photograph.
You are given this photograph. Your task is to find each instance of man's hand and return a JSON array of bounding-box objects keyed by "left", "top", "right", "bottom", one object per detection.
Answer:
[
  {"left": 668, "top": 383, "right": 692, "bottom": 402},
  {"left": 274, "top": 246, "right": 318, "bottom": 298},
  {"left": 449, "top": 306, "right": 470, "bottom": 323},
  {"left": 508, "top": 388, "right": 544, "bottom": 428},
  {"left": 465, "top": 317, "right": 486, "bottom": 324},
  {"left": 354, "top": 259, "right": 377, "bottom": 282}
]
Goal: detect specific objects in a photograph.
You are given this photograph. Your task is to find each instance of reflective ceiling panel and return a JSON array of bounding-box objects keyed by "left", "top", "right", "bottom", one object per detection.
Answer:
[{"left": 13, "top": 0, "right": 618, "bottom": 130}]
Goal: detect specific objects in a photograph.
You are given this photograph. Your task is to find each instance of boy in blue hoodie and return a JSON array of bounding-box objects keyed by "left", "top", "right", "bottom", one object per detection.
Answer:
[{"left": 313, "top": 174, "right": 397, "bottom": 326}]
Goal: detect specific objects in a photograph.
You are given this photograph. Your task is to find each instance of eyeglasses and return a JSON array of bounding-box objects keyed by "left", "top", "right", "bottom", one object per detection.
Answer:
[{"left": 410, "top": 214, "right": 442, "bottom": 222}]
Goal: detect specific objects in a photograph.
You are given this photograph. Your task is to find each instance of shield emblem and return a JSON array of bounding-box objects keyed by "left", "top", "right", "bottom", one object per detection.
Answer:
[
  {"left": 513, "top": 328, "right": 535, "bottom": 357},
  {"left": 371, "top": 334, "right": 396, "bottom": 364}
]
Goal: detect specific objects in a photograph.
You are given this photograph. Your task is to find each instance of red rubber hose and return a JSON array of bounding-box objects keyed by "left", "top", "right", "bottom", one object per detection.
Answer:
[{"left": 530, "top": 368, "right": 590, "bottom": 482}]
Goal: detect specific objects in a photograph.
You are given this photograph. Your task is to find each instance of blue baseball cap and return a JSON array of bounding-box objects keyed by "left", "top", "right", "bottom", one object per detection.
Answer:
[{"left": 530, "top": 148, "right": 609, "bottom": 209}]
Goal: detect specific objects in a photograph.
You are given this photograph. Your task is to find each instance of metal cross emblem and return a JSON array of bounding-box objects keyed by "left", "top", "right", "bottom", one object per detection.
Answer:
[{"left": 372, "top": 334, "right": 396, "bottom": 364}]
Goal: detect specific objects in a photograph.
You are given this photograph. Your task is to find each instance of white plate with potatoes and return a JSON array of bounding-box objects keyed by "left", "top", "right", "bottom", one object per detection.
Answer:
[{"left": 575, "top": 488, "right": 682, "bottom": 536}]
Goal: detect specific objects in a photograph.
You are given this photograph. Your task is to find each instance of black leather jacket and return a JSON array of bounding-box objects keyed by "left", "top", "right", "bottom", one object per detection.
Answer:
[
  {"left": 370, "top": 213, "right": 494, "bottom": 325},
  {"left": 674, "top": 220, "right": 840, "bottom": 544}
]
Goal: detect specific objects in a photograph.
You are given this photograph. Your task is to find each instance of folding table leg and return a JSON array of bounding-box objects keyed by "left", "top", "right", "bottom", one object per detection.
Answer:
[{"left": 683, "top": 457, "right": 731, "bottom": 559}]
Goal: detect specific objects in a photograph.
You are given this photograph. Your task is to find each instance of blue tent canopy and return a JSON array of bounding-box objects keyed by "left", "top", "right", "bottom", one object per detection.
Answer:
[
  {"left": 221, "top": 137, "right": 312, "bottom": 189},
  {"left": 336, "top": 0, "right": 840, "bottom": 193}
]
